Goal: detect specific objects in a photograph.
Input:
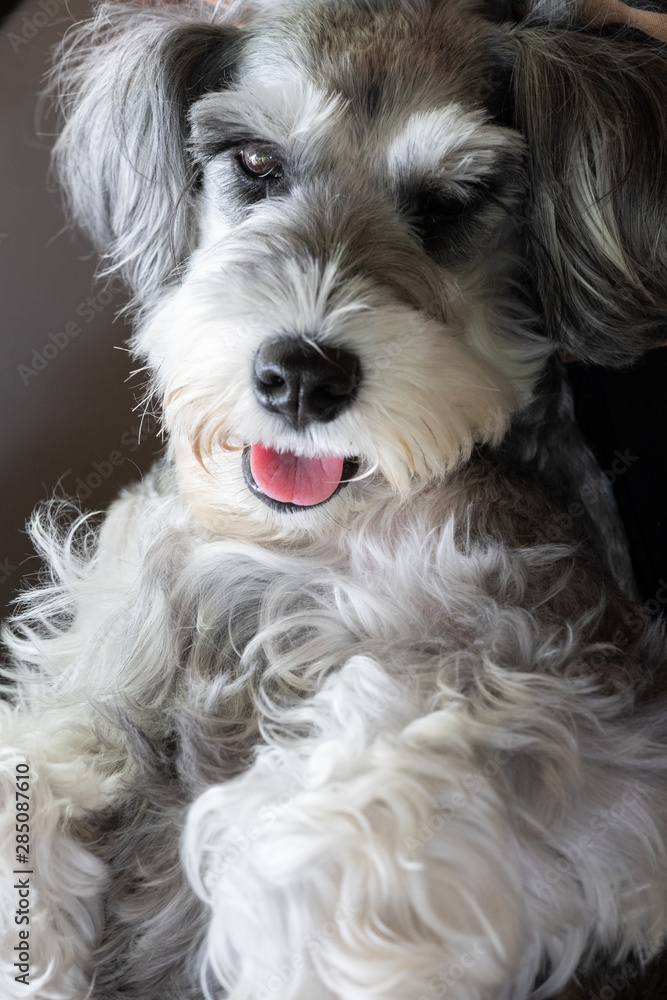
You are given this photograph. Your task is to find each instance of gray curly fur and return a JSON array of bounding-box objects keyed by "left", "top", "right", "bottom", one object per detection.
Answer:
[{"left": 2, "top": 0, "right": 667, "bottom": 998}]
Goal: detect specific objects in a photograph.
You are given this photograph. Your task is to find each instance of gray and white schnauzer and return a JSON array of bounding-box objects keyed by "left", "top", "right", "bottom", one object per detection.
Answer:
[{"left": 2, "top": 0, "right": 667, "bottom": 998}]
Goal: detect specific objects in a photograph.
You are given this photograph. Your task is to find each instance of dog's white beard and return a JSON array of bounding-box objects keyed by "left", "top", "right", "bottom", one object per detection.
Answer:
[{"left": 137, "top": 249, "right": 545, "bottom": 525}]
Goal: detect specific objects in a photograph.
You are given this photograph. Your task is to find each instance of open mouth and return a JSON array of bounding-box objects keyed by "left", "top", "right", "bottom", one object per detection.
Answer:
[{"left": 242, "top": 444, "right": 358, "bottom": 513}]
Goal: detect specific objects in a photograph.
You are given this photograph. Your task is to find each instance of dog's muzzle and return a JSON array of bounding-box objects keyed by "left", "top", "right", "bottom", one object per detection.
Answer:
[{"left": 245, "top": 336, "right": 361, "bottom": 512}]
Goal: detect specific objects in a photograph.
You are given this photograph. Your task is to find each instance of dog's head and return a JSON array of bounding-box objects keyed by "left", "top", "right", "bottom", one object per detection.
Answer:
[{"left": 53, "top": 0, "right": 667, "bottom": 538}]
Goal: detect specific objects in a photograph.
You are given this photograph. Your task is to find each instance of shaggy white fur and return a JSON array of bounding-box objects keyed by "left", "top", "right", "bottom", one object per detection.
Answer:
[
  {"left": 3, "top": 0, "right": 667, "bottom": 997},
  {"left": 3, "top": 475, "right": 667, "bottom": 997}
]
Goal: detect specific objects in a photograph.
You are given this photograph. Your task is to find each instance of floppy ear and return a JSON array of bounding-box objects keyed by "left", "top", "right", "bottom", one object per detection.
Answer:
[
  {"left": 52, "top": 2, "right": 243, "bottom": 303},
  {"left": 510, "top": 25, "right": 667, "bottom": 365}
]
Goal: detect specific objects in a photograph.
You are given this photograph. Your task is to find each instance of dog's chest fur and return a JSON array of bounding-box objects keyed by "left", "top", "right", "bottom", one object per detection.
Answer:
[{"left": 52, "top": 407, "right": 659, "bottom": 999}]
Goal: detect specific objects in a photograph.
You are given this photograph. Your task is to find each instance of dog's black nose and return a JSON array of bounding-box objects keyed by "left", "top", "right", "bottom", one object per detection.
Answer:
[{"left": 253, "top": 336, "right": 361, "bottom": 427}]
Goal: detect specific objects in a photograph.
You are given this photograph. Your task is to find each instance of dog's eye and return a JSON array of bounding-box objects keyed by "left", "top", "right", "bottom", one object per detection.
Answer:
[
  {"left": 400, "top": 184, "right": 492, "bottom": 266},
  {"left": 238, "top": 144, "right": 284, "bottom": 180},
  {"left": 413, "top": 189, "right": 481, "bottom": 242}
]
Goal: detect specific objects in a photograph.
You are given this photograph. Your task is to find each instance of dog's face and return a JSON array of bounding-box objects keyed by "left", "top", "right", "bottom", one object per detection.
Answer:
[
  {"left": 54, "top": 0, "right": 667, "bottom": 539},
  {"left": 137, "top": 0, "right": 545, "bottom": 538}
]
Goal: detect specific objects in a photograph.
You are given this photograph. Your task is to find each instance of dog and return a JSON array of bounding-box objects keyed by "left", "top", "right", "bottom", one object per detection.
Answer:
[{"left": 2, "top": 0, "right": 667, "bottom": 998}]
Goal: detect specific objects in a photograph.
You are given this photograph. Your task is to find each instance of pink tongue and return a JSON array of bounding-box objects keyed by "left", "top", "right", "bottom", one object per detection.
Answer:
[{"left": 250, "top": 444, "right": 344, "bottom": 506}]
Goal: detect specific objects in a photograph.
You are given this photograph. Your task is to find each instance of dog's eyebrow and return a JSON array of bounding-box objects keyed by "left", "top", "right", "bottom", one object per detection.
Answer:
[
  {"left": 387, "top": 105, "right": 523, "bottom": 182},
  {"left": 189, "top": 79, "right": 348, "bottom": 161}
]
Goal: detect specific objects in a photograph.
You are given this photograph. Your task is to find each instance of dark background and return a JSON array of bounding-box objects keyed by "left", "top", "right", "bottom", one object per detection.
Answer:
[{"left": 0, "top": 0, "right": 160, "bottom": 620}]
